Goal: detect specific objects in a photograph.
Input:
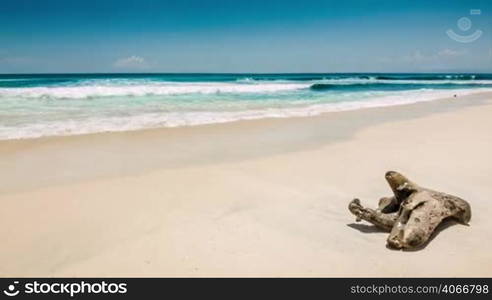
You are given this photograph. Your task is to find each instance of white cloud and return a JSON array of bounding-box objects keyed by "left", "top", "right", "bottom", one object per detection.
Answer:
[
  {"left": 401, "top": 49, "right": 466, "bottom": 63},
  {"left": 0, "top": 56, "right": 32, "bottom": 65},
  {"left": 374, "top": 48, "right": 474, "bottom": 71},
  {"left": 401, "top": 50, "right": 426, "bottom": 63},
  {"left": 412, "top": 50, "right": 425, "bottom": 61},
  {"left": 437, "top": 49, "right": 465, "bottom": 57},
  {"left": 113, "top": 55, "right": 149, "bottom": 70}
]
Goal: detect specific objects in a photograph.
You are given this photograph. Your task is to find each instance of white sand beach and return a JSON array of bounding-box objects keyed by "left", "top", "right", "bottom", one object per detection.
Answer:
[{"left": 1, "top": 92, "right": 491, "bottom": 277}]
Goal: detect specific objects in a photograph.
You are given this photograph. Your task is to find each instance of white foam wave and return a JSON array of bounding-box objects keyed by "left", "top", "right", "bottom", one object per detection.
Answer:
[
  {"left": 3, "top": 77, "right": 491, "bottom": 100},
  {"left": 314, "top": 78, "right": 492, "bottom": 85},
  {"left": 1, "top": 88, "right": 489, "bottom": 140},
  {"left": 0, "top": 82, "right": 309, "bottom": 99},
  {"left": 236, "top": 76, "right": 492, "bottom": 85}
]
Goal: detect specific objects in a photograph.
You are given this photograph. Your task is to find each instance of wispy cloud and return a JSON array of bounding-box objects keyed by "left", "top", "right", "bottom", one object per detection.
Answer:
[
  {"left": 398, "top": 49, "right": 466, "bottom": 63},
  {"left": 436, "top": 49, "right": 466, "bottom": 58},
  {"left": 404, "top": 50, "right": 426, "bottom": 62},
  {"left": 0, "top": 53, "right": 34, "bottom": 67},
  {"left": 113, "top": 56, "right": 149, "bottom": 70},
  {"left": 374, "top": 48, "right": 472, "bottom": 71}
]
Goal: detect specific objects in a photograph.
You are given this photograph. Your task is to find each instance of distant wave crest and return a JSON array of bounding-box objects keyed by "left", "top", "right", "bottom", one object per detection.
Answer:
[
  {"left": 0, "top": 82, "right": 309, "bottom": 99},
  {"left": 2, "top": 77, "right": 492, "bottom": 99}
]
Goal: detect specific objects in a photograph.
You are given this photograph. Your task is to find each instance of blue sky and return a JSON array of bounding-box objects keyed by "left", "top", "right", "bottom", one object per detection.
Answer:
[{"left": 0, "top": 0, "right": 491, "bottom": 73}]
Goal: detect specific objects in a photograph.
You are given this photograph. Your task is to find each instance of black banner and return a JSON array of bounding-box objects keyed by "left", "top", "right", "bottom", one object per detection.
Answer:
[{"left": 0, "top": 278, "right": 490, "bottom": 299}]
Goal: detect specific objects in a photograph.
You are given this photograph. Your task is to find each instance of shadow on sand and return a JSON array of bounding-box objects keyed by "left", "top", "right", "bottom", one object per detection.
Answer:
[{"left": 347, "top": 218, "right": 464, "bottom": 251}]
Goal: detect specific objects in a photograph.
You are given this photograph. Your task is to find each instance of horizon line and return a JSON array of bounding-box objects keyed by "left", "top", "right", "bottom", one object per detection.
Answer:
[{"left": 1, "top": 71, "right": 492, "bottom": 76}]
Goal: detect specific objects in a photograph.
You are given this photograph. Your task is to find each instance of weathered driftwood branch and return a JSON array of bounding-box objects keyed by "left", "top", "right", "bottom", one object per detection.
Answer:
[{"left": 348, "top": 171, "right": 471, "bottom": 250}]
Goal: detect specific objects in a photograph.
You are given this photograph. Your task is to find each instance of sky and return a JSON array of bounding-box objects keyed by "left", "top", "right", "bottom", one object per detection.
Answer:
[{"left": 0, "top": 0, "right": 491, "bottom": 73}]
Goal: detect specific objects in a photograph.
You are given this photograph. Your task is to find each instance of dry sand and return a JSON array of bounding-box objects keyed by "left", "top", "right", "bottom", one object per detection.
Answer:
[{"left": 1, "top": 92, "right": 491, "bottom": 277}]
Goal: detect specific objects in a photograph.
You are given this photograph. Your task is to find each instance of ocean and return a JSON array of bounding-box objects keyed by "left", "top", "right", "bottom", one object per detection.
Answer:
[{"left": 0, "top": 73, "right": 491, "bottom": 140}]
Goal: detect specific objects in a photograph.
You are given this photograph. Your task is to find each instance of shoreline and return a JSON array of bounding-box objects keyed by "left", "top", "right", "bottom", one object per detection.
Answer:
[
  {"left": 1, "top": 91, "right": 492, "bottom": 276},
  {"left": 1, "top": 91, "right": 490, "bottom": 195},
  {"left": 1, "top": 89, "right": 490, "bottom": 141}
]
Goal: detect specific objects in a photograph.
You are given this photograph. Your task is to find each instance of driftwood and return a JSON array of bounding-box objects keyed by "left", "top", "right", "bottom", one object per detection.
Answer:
[{"left": 348, "top": 171, "right": 471, "bottom": 249}]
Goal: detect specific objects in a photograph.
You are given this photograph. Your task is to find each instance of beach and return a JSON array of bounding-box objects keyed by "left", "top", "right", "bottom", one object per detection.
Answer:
[{"left": 1, "top": 91, "right": 491, "bottom": 277}]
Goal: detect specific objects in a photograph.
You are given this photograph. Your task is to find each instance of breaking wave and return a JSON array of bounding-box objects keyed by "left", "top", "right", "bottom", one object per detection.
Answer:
[{"left": 1, "top": 73, "right": 491, "bottom": 139}]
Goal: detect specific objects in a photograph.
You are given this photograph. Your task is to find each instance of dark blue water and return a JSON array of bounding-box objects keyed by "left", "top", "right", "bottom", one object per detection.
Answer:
[{"left": 1, "top": 73, "right": 491, "bottom": 88}]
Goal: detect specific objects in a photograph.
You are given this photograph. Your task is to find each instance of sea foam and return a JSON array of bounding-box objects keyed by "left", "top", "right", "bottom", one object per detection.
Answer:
[
  {"left": 0, "top": 82, "right": 309, "bottom": 99},
  {"left": 1, "top": 73, "right": 491, "bottom": 139},
  {"left": 0, "top": 88, "right": 489, "bottom": 140}
]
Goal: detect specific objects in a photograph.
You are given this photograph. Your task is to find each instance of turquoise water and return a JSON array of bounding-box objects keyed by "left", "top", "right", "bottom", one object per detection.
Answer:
[{"left": 0, "top": 73, "right": 491, "bottom": 139}]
